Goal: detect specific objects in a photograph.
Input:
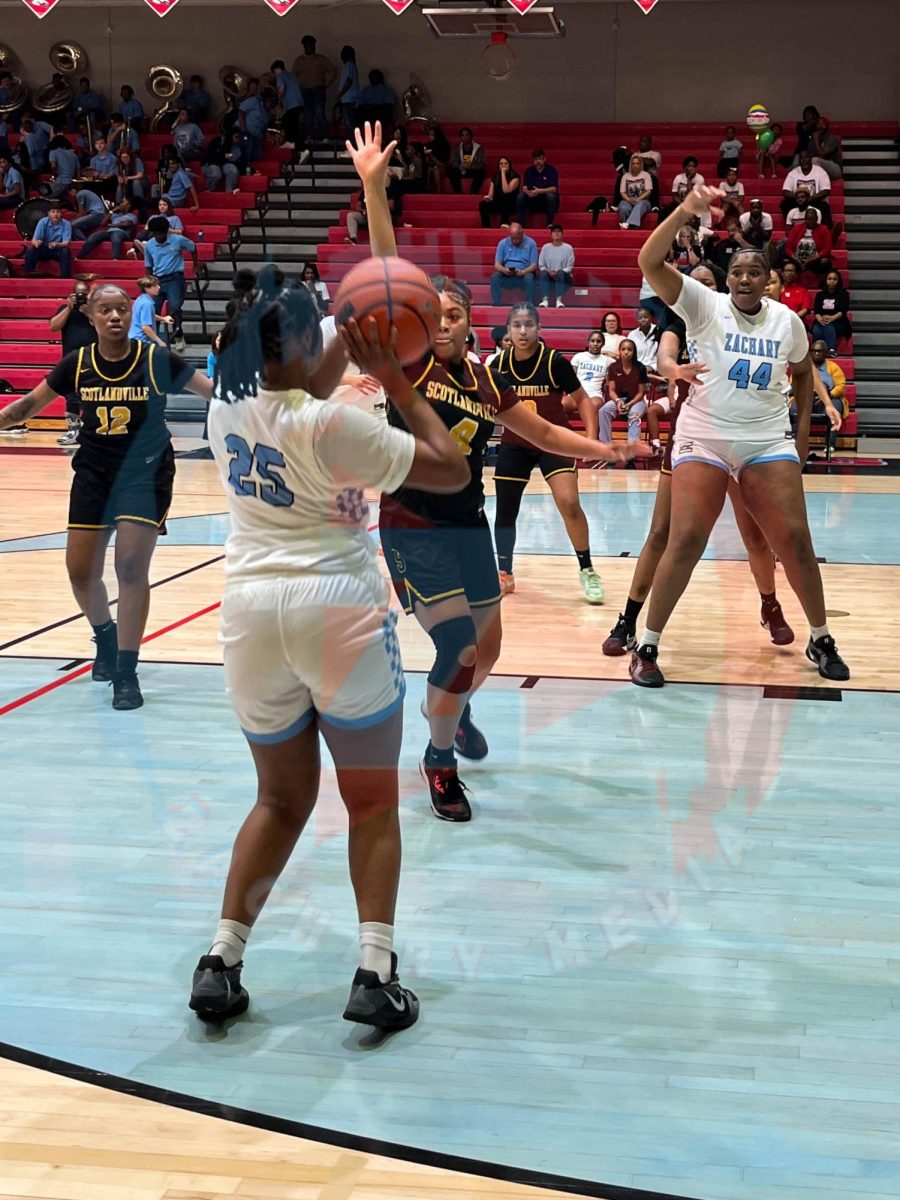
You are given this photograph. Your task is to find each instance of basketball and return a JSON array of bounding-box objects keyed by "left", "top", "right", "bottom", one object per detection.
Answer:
[
  {"left": 746, "top": 103, "right": 770, "bottom": 129},
  {"left": 333, "top": 256, "right": 441, "bottom": 367}
]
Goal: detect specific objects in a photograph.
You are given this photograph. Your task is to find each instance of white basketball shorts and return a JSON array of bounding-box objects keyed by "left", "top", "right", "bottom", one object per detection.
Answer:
[
  {"left": 670, "top": 431, "right": 800, "bottom": 480},
  {"left": 220, "top": 567, "right": 405, "bottom": 743}
]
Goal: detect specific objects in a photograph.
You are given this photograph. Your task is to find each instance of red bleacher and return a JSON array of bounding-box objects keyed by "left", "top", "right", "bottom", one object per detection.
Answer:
[
  {"left": 315, "top": 121, "right": 863, "bottom": 445},
  {"left": 0, "top": 129, "right": 283, "bottom": 422}
]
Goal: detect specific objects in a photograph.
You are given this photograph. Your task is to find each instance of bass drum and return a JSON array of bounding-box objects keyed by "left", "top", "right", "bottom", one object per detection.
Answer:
[{"left": 15, "top": 198, "right": 52, "bottom": 240}]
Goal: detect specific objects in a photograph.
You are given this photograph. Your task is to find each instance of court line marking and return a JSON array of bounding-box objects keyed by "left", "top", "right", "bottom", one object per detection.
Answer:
[
  {"left": 0, "top": 553, "right": 224, "bottom": 653},
  {"left": 0, "top": 1039, "right": 701, "bottom": 1200},
  {"left": 0, "top": 601, "right": 221, "bottom": 718}
]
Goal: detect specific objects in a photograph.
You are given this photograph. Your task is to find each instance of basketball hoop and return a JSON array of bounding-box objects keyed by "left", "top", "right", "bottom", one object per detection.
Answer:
[{"left": 481, "top": 31, "right": 515, "bottom": 80}]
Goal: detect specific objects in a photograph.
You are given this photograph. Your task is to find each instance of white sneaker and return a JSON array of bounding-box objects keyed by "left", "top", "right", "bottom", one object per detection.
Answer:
[
  {"left": 57, "top": 427, "right": 80, "bottom": 447},
  {"left": 281, "top": 141, "right": 295, "bottom": 150},
  {"left": 0, "top": 424, "right": 27, "bottom": 437},
  {"left": 297, "top": 149, "right": 311, "bottom": 165},
  {"left": 556, "top": 299, "right": 565, "bottom": 308},
  {"left": 538, "top": 298, "right": 549, "bottom": 308},
  {"left": 619, "top": 222, "right": 629, "bottom": 230}
]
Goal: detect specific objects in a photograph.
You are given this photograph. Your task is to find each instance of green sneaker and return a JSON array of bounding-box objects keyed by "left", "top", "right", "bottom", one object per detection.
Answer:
[{"left": 579, "top": 568, "right": 605, "bottom": 605}]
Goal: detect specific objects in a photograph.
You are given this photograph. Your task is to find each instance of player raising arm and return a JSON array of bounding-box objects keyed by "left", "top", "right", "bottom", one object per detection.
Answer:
[
  {"left": 347, "top": 122, "right": 650, "bottom": 823},
  {"left": 627, "top": 184, "right": 849, "bottom": 687}
]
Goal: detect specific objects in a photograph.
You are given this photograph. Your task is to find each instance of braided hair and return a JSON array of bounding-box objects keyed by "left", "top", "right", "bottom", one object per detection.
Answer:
[{"left": 215, "top": 265, "right": 322, "bottom": 402}]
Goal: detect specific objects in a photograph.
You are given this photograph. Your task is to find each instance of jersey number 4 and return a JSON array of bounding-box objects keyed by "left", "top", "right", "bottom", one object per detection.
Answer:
[
  {"left": 224, "top": 434, "right": 294, "bottom": 507},
  {"left": 448, "top": 417, "right": 479, "bottom": 456},
  {"left": 728, "top": 359, "right": 773, "bottom": 391}
]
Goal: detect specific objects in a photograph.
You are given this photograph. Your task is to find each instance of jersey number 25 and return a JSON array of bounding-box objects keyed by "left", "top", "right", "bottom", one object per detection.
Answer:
[{"left": 224, "top": 434, "right": 294, "bottom": 508}]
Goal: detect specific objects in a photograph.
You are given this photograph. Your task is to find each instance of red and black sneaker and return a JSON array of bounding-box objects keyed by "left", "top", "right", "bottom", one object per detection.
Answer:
[
  {"left": 420, "top": 757, "right": 472, "bottom": 822},
  {"left": 454, "top": 702, "right": 488, "bottom": 760},
  {"left": 602, "top": 613, "right": 637, "bottom": 657},
  {"left": 761, "top": 599, "right": 795, "bottom": 646},
  {"left": 629, "top": 643, "right": 665, "bottom": 688}
]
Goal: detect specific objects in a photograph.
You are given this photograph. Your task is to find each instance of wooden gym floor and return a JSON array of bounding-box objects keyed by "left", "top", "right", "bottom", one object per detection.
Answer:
[{"left": 2, "top": 439, "right": 900, "bottom": 1200}]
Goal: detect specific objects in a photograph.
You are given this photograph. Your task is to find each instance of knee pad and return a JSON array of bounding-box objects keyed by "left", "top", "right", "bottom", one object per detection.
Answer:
[{"left": 427, "top": 615, "right": 477, "bottom": 695}]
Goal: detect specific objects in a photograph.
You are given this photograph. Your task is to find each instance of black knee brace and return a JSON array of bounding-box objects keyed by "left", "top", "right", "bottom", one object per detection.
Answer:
[{"left": 427, "top": 615, "right": 477, "bottom": 695}]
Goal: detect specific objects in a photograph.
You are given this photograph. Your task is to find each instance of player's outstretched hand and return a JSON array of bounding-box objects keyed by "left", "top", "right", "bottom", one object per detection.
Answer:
[
  {"left": 345, "top": 121, "right": 397, "bottom": 188},
  {"left": 682, "top": 184, "right": 725, "bottom": 225},
  {"left": 339, "top": 317, "right": 403, "bottom": 389},
  {"left": 587, "top": 439, "right": 655, "bottom": 464},
  {"left": 671, "top": 361, "right": 709, "bottom": 385}
]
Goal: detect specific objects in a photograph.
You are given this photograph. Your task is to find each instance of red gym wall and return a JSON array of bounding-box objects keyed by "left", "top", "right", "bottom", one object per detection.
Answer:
[{"left": 0, "top": 0, "right": 897, "bottom": 124}]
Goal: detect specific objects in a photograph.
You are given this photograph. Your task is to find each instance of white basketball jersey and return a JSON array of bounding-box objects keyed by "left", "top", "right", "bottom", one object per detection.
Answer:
[
  {"left": 320, "top": 315, "right": 387, "bottom": 420},
  {"left": 207, "top": 388, "right": 414, "bottom": 582},
  {"left": 672, "top": 273, "right": 809, "bottom": 441}
]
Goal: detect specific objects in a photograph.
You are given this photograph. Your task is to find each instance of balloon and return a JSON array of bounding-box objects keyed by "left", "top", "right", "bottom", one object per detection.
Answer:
[
  {"left": 756, "top": 128, "right": 775, "bottom": 151},
  {"left": 747, "top": 104, "right": 770, "bottom": 130}
]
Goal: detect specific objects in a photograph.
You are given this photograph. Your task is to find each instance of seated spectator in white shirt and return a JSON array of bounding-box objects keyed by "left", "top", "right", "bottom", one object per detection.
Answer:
[
  {"left": 717, "top": 125, "right": 743, "bottom": 177},
  {"left": 637, "top": 134, "right": 662, "bottom": 208},
  {"left": 782, "top": 151, "right": 833, "bottom": 227},
  {"left": 662, "top": 156, "right": 707, "bottom": 222},
  {"left": 599, "top": 311, "right": 624, "bottom": 361},
  {"left": 538, "top": 224, "right": 575, "bottom": 308},
  {"left": 739, "top": 199, "right": 774, "bottom": 252},
  {"left": 571, "top": 330, "right": 609, "bottom": 400},
  {"left": 618, "top": 153, "right": 653, "bottom": 230},
  {"left": 718, "top": 165, "right": 745, "bottom": 225},
  {"left": 627, "top": 307, "right": 660, "bottom": 372},
  {"left": 785, "top": 187, "right": 822, "bottom": 229}
]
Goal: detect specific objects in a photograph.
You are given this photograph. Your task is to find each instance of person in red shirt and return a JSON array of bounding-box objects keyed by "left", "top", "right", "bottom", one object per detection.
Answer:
[
  {"left": 780, "top": 260, "right": 813, "bottom": 322},
  {"left": 785, "top": 208, "right": 833, "bottom": 283}
]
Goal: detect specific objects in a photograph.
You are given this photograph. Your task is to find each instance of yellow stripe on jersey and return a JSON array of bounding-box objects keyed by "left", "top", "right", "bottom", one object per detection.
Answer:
[{"left": 90, "top": 341, "right": 143, "bottom": 384}]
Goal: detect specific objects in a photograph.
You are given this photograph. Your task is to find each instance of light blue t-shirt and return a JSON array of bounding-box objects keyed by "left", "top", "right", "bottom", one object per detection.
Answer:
[
  {"left": 165, "top": 168, "right": 194, "bottom": 206},
  {"left": 239, "top": 96, "right": 267, "bottom": 139},
  {"left": 119, "top": 98, "right": 144, "bottom": 123},
  {"left": 2, "top": 166, "right": 24, "bottom": 195},
  {"left": 129, "top": 292, "right": 158, "bottom": 343},
  {"left": 277, "top": 72, "right": 302, "bottom": 112},
  {"left": 90, "top": 152, "right": 117, "bottom": 176},
  {"left": 49, "top": 148, "right": 79, "bottom": 184},
  {"left": 76, "top": 189, "right": 107, "bottom": 217},
  {"left": 339, "top": 62, "right": 360, "bottom": 104},
  {"left": 495, "top": 234, "right": 538, "bottom": 272},
  {"left": 144, "top": 232, "right": 195, "bottom": 277},
  {"left": 34, "top": 217, "right": 73, "bottom": 244}
]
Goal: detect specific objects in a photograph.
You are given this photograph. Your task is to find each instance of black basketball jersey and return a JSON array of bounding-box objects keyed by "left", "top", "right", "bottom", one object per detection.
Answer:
[
  {"left": 46, "top": 342, "right": 193, "bottom": 464},
  {"left": 494, "top": 343, "right": 580, "bottom": 448},
  {"left": 384, "top": 353, "right": 519, "bottom": 525}
]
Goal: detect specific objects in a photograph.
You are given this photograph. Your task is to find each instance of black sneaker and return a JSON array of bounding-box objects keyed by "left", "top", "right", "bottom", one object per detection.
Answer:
[
  {"left": 92, "top": 623, "right": 118, "bottom": 681},
  {"left": 806, "top": 634, "right": 850, "bottom": 681},
  {"left": 343, "top": 951, "right": 419, "bottom": 1031},
  {"left": 761, "top": 599, "right": 795, "bottom": 646},
  {"left": 454, "top": 702, "right": 488, "bottom": 760},
  {"left": 602, "top": 613, "right": 636, "bottom": 657},
  {"left": 629, "top": 643, "right": 665, "bottom": 688},
  {"left": 420, "top": 757, "right": 472, "bottom": 822},
  {"left": 112, "top": 673, "right": 143, "bottom": 710},
  {"left": 189, "top": 954, "right": 250, "bottom": 1022}
]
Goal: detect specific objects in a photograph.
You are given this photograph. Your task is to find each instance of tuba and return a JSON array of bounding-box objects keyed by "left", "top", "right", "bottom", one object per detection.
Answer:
[
  {"left": 217, "top": 64, "right": 250, "bottom": 135},
  {"left": 400, "top": 75, "right": 433, "bottom": 139},
  {"left": 0, "top": 45, "right": 30, "bottom": 122},
  {"left": 35, "top": 43, "right": 89, "bottom": 125},
  {"left": 147, "top": 64, "right": 183, "bottom": 133}
]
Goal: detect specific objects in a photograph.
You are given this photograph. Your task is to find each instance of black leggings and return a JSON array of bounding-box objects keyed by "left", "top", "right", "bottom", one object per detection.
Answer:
[{"left": 493, "top": 476, "right": 528, "bottom": 573}]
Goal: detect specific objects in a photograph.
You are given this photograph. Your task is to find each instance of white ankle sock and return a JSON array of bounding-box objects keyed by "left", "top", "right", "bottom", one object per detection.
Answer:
[
  {"left": 639, "top": 628, "right": 661, "bottom": 649},
  {"left": 810, "top": 624, "right": 830, "bottom": 642},
  {"left": 210, "top": 919, "right": 251, "bottom": 968},
  {"left": 359, "top": 921, "right": 393, "bottom": 983}
]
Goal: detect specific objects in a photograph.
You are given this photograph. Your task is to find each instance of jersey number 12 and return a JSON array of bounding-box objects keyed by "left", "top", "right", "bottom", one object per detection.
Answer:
[
  {"left": 728, "top": 359, "right": 773, "bottom": 391},
  {"left": 224, "top": 434, "right": 294, "bottom": 507}
]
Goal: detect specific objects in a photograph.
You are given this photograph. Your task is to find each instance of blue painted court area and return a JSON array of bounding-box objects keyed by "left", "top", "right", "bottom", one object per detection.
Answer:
[
  {"left": 2, "top": 658, "right": 900, "bottom": 1200},
  {"left": 2, "top": 489, "right": 897, "bottom": 565}
]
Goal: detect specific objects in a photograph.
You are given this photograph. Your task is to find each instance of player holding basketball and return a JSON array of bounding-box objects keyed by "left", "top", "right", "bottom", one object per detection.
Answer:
[
  {"left": 493, "top": 301, "right": 605, "bottom": 603},
  {"left": 628, "top": 184, "right": 849, "bottom": 686},
  {"left": 0, "top": 284, "right": 212, "bottom": 710},
  {"left": 603, "top": 264, "right": 796, "bottom": 656},
  {"left": 345, "top": 123, "right": 648, "bottom": 823},
  {"left": 192, "top": 263, "right": 468, "bottom": 1030}
]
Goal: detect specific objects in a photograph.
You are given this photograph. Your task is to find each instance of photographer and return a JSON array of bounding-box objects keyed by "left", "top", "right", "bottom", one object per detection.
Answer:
[{"left": 48, "top": 280, "right": 97, "bottom": 447}]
